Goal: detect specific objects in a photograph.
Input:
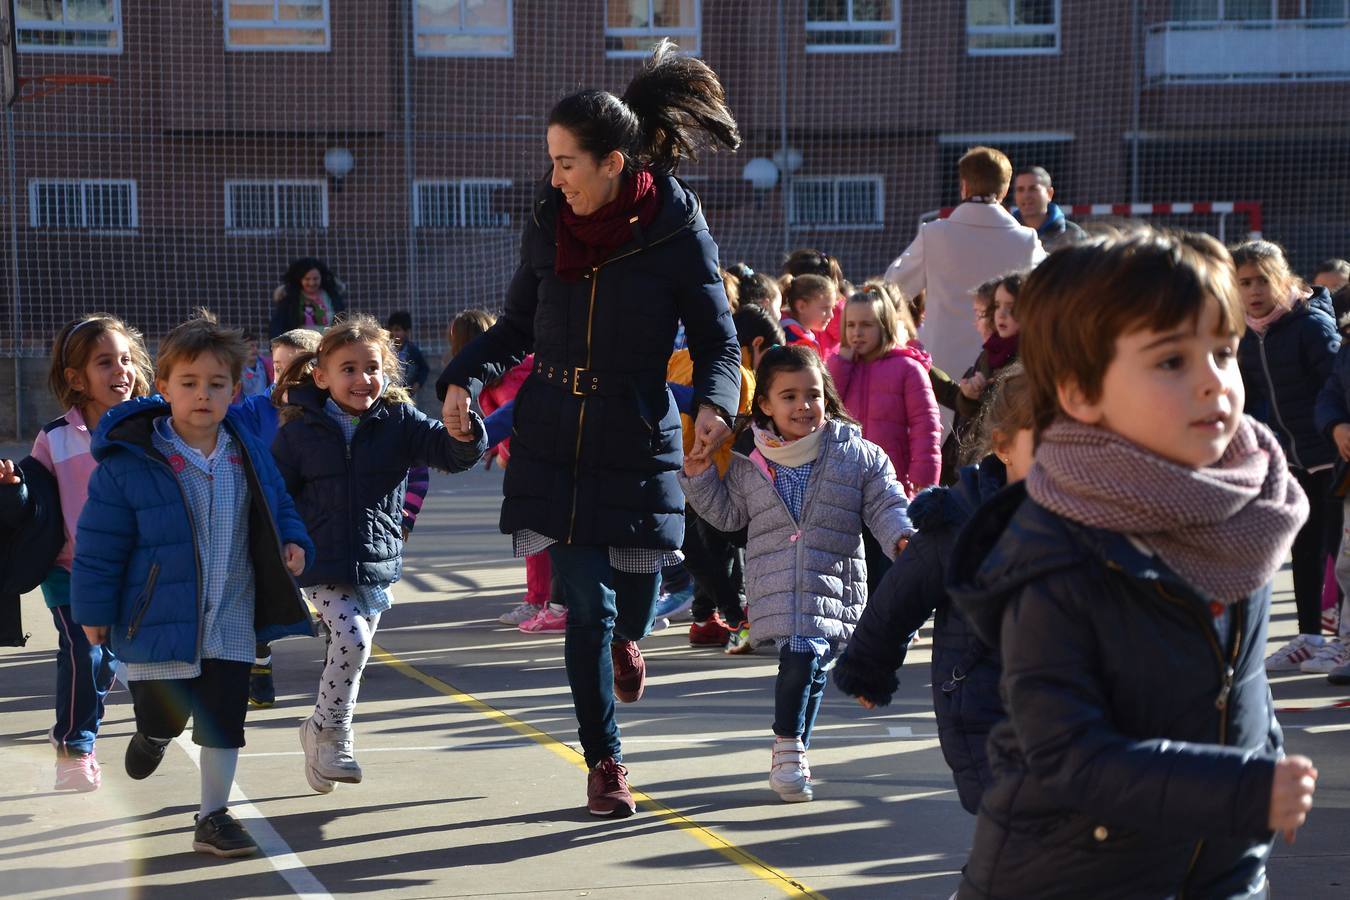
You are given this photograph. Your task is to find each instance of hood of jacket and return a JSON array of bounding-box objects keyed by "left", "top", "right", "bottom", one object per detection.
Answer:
[
  {"left": 909, "top": 456, "right": 1008, "bottom": 533},
  {"left": 1013, "top": 201, "right": 1066, "bottom": 235},
  {"left": 93, "top": 396, "right": 173, "bottom": 461},
  {"left": 531, "top": 170, "right": 708, "bottom": 254},
  {"left": 1266, "top": 285, "right": 1334, "bottom": 331}
]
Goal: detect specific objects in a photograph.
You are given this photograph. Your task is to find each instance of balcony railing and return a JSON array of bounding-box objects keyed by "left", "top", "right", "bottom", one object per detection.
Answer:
[{"left": 1146, "top": 20, "right": 1350, "bottom": 84}]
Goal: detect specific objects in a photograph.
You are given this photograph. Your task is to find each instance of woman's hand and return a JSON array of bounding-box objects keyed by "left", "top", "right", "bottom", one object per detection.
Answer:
[
  {"left": 689, "top": 405, "right": 731, "bottom": 461},
  {"left": 683, "top": 455, "right": 713, "bottom": 478},
  {"left": 0, "top": 459, "right": 18, "bottom": 486},
  {"left": 442, "top": 385, "right": 475, "bottom": 440}
]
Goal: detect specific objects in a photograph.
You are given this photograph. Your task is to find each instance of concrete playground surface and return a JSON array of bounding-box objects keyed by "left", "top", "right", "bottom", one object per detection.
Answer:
[{"left": 1, "top": 465, "right": 1348, "bottom": 899}]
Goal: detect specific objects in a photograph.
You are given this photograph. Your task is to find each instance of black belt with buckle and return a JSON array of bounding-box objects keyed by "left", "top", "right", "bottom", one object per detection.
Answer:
[{"left": 532, "top": 359, "right": 639, "bottom": 397}]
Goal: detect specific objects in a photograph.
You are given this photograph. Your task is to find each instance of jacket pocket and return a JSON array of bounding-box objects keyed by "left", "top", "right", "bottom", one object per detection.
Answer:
[{"left": 126, "top": 562, "right": 161, "bottom": 640}]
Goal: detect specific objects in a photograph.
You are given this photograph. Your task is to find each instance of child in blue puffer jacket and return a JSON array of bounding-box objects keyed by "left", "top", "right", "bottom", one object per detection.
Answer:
[
  {"left": 833, "top": 364, "right": 1034, "bottom": 814},
  {"left": 73, "top": 313, "right": 314, "bottom": 859},
  {"left": 271, "top": 314, "right": 486, "bottom": 795}
]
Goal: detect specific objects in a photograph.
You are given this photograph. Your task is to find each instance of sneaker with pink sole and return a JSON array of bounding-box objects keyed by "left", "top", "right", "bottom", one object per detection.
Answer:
[
  {"left": 49, "top": 729, "right": 101, "bottom": 792},
  {"left": 519, "top": 603, "right": 567, "bottom": 633},
  {"left": 500, "top": 600, "right": 543, "bottom": 625}
]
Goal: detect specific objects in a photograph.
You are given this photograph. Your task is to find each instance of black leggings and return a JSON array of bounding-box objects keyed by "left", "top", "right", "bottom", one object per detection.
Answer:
[{"left": 1291, "top": 468, "right": 1338, "bottom": 636}]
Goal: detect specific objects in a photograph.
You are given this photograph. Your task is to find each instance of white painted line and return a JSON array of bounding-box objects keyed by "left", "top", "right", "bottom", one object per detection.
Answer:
[
  {"left": 888, "top": 726, "right": 913, "bottom": 737},
  {"left": 175, "top": 736, "right": 333, "bottom": 900}
]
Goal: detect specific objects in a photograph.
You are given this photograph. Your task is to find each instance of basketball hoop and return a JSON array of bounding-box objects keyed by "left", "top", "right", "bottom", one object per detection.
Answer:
[{"left": 15, "top": 74, "right": 113, "bottom": 103}]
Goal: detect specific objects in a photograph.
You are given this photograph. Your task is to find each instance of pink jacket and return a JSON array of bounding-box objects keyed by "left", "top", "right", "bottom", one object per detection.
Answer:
[
  {"left": 479, "top": 355, "right": 534, "bottom": 465},
  {"left": 828, "top": 346, "right": 941, "bottom": 497}
]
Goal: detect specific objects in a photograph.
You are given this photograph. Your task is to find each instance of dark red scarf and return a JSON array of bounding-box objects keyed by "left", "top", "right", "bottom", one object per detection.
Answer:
[
  {"left": 555, "top": 170, "right": 660, "bottom": 282},
  {"left": 983, "top": 331, "right": 1019, "bottom": 371}
]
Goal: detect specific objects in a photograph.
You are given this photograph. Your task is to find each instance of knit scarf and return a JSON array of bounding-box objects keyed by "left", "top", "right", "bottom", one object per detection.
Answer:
[
  {"left": 555, "top": 169, "right": 660, "bottom": 282},
  {"left": 752, "top": 422, "right": 826, "bottom": 469},
  {"left": 982, "top": 332, "right": 1019, "bottom": 371},
  {"left": 1027, "top": 416, "right": 1308, "bottom": 603},
  {"left": 1244, "top": 302, "right": 1289, "bottom": 335}
]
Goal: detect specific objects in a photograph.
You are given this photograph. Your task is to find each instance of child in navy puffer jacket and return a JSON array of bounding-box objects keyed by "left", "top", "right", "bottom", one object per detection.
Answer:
[
  {"left": 73, "top": 314, "right": 314, "bottom": 859},
  {"left": 833, "top": 365, "right": 1034, "bottom": 814},
  {"left": 272, "top": 315, "right": 486, "bottom": 795},
  {"left": 1233, "top": 240, "right": 1342, "bottom": 674}
]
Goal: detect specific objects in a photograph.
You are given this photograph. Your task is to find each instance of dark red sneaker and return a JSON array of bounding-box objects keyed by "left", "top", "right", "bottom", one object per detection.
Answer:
[
  {"left": 689, "top": 613, "right": 733, "bottom": 647},
  {"left": 611, "top": 639, "right": 646, "bottom": 703},
  {"left": 587, "top": 757, "right": 636, "bottom": 817}
]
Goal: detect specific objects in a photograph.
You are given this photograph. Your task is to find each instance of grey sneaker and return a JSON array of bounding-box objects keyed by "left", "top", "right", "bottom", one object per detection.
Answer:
[
  {"left": 315, "top": 730, "right": 363, "bottom": 784},
  {"left": 769, "top": 736, "right": 813, "bottom": 802},
  {"left": 298, "top": 717, "right": 335, "bottom": 794}
]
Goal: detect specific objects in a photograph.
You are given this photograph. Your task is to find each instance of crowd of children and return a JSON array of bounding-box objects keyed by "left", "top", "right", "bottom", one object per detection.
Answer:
[{"left": 3, "top": 208, "right": 1342, "bottom": 894}]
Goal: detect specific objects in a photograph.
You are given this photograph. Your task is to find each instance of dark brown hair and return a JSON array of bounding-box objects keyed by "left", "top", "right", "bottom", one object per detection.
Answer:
[
  {"left": 48, "top": 313, "right": 153, "bottom": 410},
  {"left": 449, "top": 309, "right": 497, "bottom": 357},
  {"left": 781, "top": 273, "right": 836, "bottom": 320},
  {"left": 157, "top": 309, "right": 249, "bottom": 384},
  {"left": 783, "top": 248, "right": 845, "bottom": 294},
  {"left": 1018, "top": 229, "right": 1242, "bottom": 436},
  {"left": 747, "top": 344, "right": 857, "bottom": 434}
]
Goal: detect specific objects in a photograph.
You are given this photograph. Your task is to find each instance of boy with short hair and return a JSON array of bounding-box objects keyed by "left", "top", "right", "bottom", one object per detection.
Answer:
[
  {"left": 949, "top": 230, "right": 1316, "bottom": 898},
  {"left": 73, "top": 312, "right": 314, "bottom": 858},
  {"left": 387, "top": 310, "right": 429, "bottom": 395}
]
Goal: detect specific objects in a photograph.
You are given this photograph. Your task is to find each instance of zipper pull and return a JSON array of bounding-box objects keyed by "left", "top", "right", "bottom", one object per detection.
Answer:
[{"left": 1215, "top": 664, "right": 1235, "bottom": 710}]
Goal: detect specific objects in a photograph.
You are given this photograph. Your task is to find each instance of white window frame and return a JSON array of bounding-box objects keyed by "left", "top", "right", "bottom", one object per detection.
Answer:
[
  {"left": 413, "top": 179, "right": 513, "bottom": 229},
  {"left": 15, "top": 0, "right": 122, "bottom": 54},
  {"left": 413, "top": 0, "right": 514, "bottom": 57},
  {"left": 605, "top": 0, "right": 701, "bottom": 58},
  {"left": 805, "top": 0, "right": 901, "bottom": 54},
  {"left": 788, "top": 175, "right": 885, "bottom": 231},
  {"left": 967, "top": 0, "right": 1061, "bottom": 56},
  {"left": 225, "top": 0, "right": 331, "bottom": 53},
  {"left": 225, "top": 179, "right": 329, "bottom": 234},
  {"left": 28, "top": 178, "right": 138, "bottom": 232}
]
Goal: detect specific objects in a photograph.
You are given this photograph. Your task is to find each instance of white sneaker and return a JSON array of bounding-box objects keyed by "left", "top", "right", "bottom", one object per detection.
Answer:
[
  {"left": 499, "top": 601, "right": 542, "bottom": 625},
  {"left": 298, "top": 717, "right": 335, "bottom": 794},
  {"left": 1265, "top": 634, "right": 1324, "bottom": 672},
  {"left": 1301, "top": 637, "right": 1350, "bottom": 674},
  {"left": 769, "top": 736, "right": 812, "bottom": 802},
  {"left": 315, "top": 730, "right": 363, "bottom": 784}
]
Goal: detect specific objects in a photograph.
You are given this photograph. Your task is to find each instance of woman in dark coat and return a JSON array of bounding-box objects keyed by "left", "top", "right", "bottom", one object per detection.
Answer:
[
  {"left": 437, "top": 40, "right": 742, "bottom": 818},
  {"left": 268, "top": 257, "right": 347, "bottom": 339}
]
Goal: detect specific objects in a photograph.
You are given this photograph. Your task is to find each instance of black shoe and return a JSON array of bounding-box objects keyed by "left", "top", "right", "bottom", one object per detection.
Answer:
[
  {"left": 124, "top": 732, "right": 168, "bottom": 780},
  {"left": 248, "top": 662, "right": 275, "bottom": 708},
  {"left": 192, "top": 807, "right": 259, "bottom": 858}
]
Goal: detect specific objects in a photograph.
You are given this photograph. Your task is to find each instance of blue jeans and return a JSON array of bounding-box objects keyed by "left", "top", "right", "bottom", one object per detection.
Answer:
[
  {"left": 50, "top": 604, "right": 116, "bottom": 756},
  {"left": 773, "top": 644, "right": 833, "bottom": 748},
  {"left": 547, "top": 544, "right": 661, "bottom": 768}
]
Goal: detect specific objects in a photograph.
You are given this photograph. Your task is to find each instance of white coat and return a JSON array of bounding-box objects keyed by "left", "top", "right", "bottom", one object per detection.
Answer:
[{"left": 885, "top": 201, "right": 1046, "bottom": 385}]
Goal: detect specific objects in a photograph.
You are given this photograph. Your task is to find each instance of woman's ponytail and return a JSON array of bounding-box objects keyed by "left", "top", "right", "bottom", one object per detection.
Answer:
[{"left": 621, "top": 39, "right": 740, "bottom": 173}]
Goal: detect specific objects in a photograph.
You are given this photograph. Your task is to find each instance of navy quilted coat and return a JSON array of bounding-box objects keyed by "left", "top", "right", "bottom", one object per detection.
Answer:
[
  {"left": 436, "top": 173, "right": 741, "bottom": 551},
  {"left": 272, "top": 384, "right": 486, "bottom": 588},
  {"left": 948, "top": 487, "right": 1282, "bottom": 900},
  {"left": 832, "top": 458, "right": 1007, "bottom": 813},
  {"left": 1238, "top": 288, "right": 1340, "bottom": 471},
  {"left": 71, "top": 397, "right": 315, "bottom": 663}
]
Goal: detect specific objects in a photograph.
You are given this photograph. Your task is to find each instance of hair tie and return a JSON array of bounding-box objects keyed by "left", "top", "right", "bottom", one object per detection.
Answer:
[{"left": 61, "top": 318, "right": 102, "bottom": 369}]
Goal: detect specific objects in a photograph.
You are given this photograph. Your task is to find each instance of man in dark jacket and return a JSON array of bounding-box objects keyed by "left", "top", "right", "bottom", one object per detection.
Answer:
[{"left": 1011, "top": 165, "right": 1086, "bottom": 252}]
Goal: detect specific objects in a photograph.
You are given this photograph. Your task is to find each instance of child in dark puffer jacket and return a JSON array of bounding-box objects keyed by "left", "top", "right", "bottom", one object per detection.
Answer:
[
  {"left": 272, "top": 314, "right": 485, "bottom": 795},
  {"left": 949, "top": 231, "right": 1315, "bottom": 900},
  {"left": 833, "top": 364, "right": 1034, "bottom": 814}
]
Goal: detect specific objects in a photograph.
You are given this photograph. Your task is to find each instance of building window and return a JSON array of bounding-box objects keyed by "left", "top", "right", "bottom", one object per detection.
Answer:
[
  {"left": 789, "top": 176, "right": 884, "bottom": 229},
  {"left": 226, "top": 181, "right": 328, "bottom": 232},
  {"left": 29, "top": 179, "right": 137, "bottom": 230},
  {"left": 605, "top": 0, "right": 700, "bottom": 57},
  {"left": 806, "top": 1, "right": 900, "bottom": 52},
  {"left": 414, "top": 0, "right": 513, "bottom": 56},
  {"left": 1171, "top": 1, "right": 1348, "bottom": 18},
  {"left": 225, "top": 0, "right": 330, "bottom": 52},
  {"left": 414, "top": 180, "right": 512, "bottom": 229},
  {"left": 15, "top": 0, "right": 122, "bottom": 53},
  {"left": 967, "top": 0, "right": 1059, "bottom": 54}
]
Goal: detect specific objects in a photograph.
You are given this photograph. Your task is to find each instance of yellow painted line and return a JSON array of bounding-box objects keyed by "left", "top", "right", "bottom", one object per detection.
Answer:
[{"left": 371, "top": 643, "right": 826, "bottom": 899}]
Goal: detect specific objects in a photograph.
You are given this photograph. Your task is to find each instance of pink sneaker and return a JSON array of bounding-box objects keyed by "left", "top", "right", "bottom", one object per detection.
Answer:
[
  {"left": 519, "top": 604, "right": 567, "bottom": 633},
  {"left": 54, "top": 750, "right": 101, "bottom": 792}
]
